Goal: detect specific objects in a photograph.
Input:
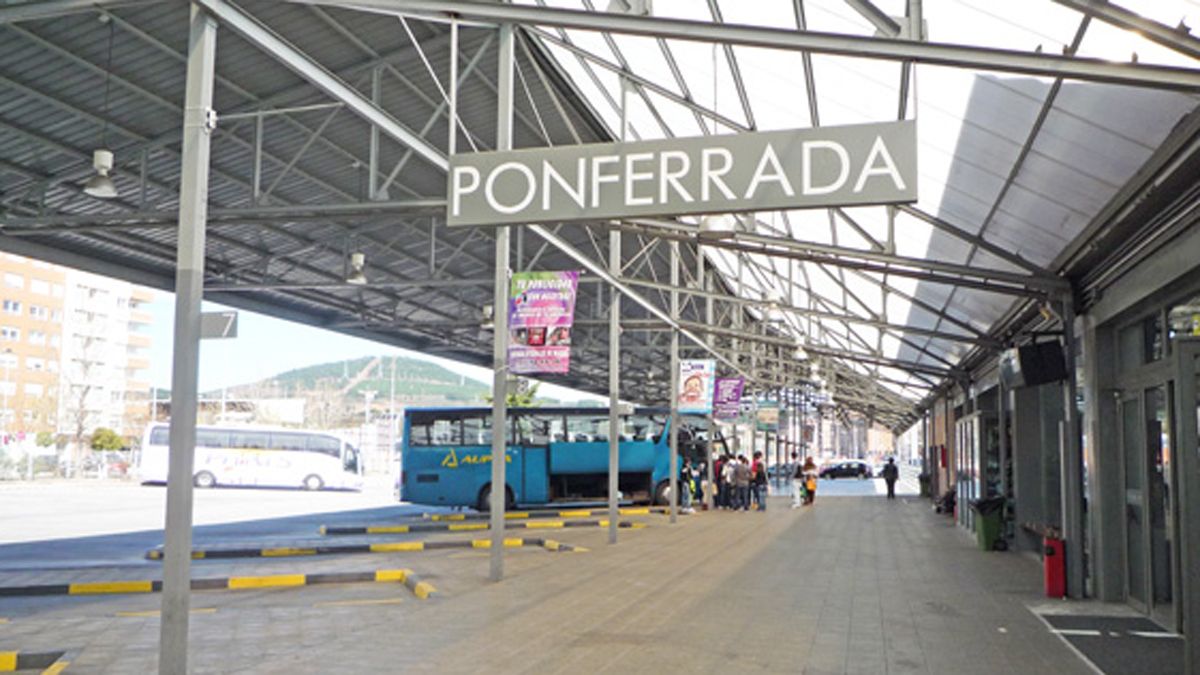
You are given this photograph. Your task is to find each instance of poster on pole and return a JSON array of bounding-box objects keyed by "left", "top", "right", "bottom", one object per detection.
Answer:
[
  {"left": 713, "top": 377, "right": 744, "bottom": 420},
  {"left": 677, "top": 359, "right": 716, "bottom": 414},
  {"left": 507, "top": 270, "right": 579, "bottom": 374},
  {"left": 756, "top": 401, "right": 780, "bottom": 432}
]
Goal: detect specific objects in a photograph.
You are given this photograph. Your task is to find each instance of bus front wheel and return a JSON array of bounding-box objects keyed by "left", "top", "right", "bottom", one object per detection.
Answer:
[
  {"left": 477, "top": 484, "right": 514, "bottom": 512},
  {"left": 194, "top": 471, "right": 216, "bottom": 489},
  {"left": 303, "top": 474, "right": 325, "bottom": 491}
]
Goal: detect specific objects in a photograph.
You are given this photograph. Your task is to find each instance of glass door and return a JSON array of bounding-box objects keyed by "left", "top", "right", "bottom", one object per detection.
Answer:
[{"left": 1121, "top": 394, "right": 1148, "bottom": 610}]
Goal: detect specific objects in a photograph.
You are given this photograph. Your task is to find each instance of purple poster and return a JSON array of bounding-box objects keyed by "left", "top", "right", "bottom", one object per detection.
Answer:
[
  {"left": 507, "top": 270, "right": 579, "bottom": 374},
  {"left": 713, "top": 377, "right": 745, "bottom": 420}
]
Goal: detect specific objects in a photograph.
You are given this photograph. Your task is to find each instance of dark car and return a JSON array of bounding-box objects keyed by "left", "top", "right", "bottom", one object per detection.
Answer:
[{"left": 819, "top": 460, "right": 872, "bottom": 480}]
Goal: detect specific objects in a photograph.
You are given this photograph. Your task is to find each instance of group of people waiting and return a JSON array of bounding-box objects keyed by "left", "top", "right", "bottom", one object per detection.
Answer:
[{"left": 710, "top": 452, "right": 769, "bottom": 511}]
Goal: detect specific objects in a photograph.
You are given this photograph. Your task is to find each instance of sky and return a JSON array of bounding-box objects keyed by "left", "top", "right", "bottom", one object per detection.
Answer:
[{"left": 146, "top": 293, "right": 604, "bottom": 403}]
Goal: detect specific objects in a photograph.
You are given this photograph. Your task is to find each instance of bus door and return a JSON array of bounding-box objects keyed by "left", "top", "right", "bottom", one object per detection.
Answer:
[{"left": 515, "top": 413, "right": 557, "bottom": 504}]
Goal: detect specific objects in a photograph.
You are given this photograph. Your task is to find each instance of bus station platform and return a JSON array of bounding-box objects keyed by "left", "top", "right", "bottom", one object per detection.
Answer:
[{"left": 0, "top": 492, "right": 1127, "bottom": 673}]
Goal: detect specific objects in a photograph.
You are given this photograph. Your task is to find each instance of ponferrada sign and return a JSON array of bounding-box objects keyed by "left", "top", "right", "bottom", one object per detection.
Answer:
[{"left": 447, "top": 120, "right": 916, "bottom": 226}]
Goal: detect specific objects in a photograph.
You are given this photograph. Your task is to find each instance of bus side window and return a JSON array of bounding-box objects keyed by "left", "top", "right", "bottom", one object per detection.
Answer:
[
  {"left": 308, "top": 435, "right": 341, "bottom": 458},
  {"left": 270, "top": 433, "right": 306, "bottom": 451},
  {"left": 196, "top": 429, "right": 229, "bottom": 449},
  {"left": 230, "top": 431, "right": 269, "bottom": 450},
  {"left": 462, "top": 415, "right": 492, "bottom": 446},
  {"left": 430, "top": 419, "right": 462, "bottom": 446},
  {"left": 408, "top": 421, "right": 432, "bottom": 447}
]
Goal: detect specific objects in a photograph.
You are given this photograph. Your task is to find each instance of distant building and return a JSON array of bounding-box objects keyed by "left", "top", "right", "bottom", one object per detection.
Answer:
[
  {"left": 57, "top": 269, "right": 154, "bottom": 439},
  {"left": 0, "top": 253, "right": 67, "bottom": 436}
]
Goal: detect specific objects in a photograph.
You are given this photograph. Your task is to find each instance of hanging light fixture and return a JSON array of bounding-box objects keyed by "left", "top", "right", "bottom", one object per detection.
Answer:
[
  {"left": 698, "top": 213, "right": 736, "bottom": 241},
  {"left": 345, "top": 251, "right": 367, "bottom": 285},
  {"left": 85, "top": 16, "right": 119, "bottom": 199}
]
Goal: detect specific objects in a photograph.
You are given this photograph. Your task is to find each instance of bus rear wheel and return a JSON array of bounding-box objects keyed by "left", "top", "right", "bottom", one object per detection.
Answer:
[
  {"left": 653, "top": 480, "right": 675, "bottom": 506},
  {"left": 194, "top": 471, "right": 216, "bottom": 489},
  {"left": 477, "top": 484, "right": 514, "bottom": 512},
  {"left": 302, "top": 474, "right": 324, "bottom": 491}
]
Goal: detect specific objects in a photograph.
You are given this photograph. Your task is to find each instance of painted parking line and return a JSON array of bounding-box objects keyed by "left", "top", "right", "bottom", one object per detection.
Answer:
[
  {"left": 425, "top": 506, "right": 665, "bottom": 522},
  {"left": 0, "top": 569, "right": 435, "bottom": 600},
  {"left": 146, "top": 537, "right": 589, "bottom": 560},
  {"left": 1128, "top": 631, "right": 1182, "bottom": 639},
  {"left": 1051, "top": 629, "right": 1103, "bottom": 637},
  {"left": 321, "top": 518, "right": 645, "bottom": 536}
]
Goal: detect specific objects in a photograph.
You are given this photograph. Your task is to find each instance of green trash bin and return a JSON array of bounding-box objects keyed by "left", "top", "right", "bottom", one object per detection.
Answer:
[{"left": 970, "top": 497, "right": 1006, "bottom": 551}]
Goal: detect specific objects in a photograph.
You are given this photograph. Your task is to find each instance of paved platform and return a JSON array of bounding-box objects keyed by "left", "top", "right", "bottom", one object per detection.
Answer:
[{"left": 0, "top": 494, "right": 1104, "bottom": 673}]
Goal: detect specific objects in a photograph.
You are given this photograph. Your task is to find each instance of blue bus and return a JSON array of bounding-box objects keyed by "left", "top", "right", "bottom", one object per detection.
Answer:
[{"left": 398, "top": 406, "right": 716, "bottom": 510}]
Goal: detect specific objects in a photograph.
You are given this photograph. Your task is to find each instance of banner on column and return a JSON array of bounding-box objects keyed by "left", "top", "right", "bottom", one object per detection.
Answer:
[
  {"left": 507, "top": 270, "right": 579, "bottom": 374},
  {"left": 756, "top": 401, "right": 780, "bottom": 432},
  {"left": 713, "top": 377, "right": 744, "bottom": 420},
  {"left": 677, "top": 359, "right": 716, "bottom": 414}
]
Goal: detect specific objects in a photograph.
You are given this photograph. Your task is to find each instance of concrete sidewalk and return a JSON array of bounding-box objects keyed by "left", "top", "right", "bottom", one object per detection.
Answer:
[
  {"left": 251, "top": 496, "right": 1093, "bottom": 674},
  {"left": 0, "top": 495, "right": 1099, "bottom": 673}
]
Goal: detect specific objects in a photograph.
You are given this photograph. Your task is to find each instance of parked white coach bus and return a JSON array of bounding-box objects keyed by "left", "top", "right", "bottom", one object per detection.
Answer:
[{"left": 138, "top": 423, "right": 364, "bottom": 491}]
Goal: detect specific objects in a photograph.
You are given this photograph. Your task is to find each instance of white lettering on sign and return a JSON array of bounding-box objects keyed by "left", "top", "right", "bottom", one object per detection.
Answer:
[{"left": 447, "top": 121, "right": 917, "bottom": 226}]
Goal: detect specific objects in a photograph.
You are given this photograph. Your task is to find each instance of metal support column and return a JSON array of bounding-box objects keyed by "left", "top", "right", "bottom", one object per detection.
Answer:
[
  {"left": 669, "top": 240, "right": 679, "bottom": 524},
  {"left": 607, "top": 227, "right": 620, "bottom": 544},
  {"left": 699, "top": 238, "right": 713, "bottom": 510},
  {"left": 158, "top": 6, "right": 216, "bottom": 674},
  {"left": 489, "top": 22, "right": 514, "bottom": 582},
  {"left": 998, "top": 380, "right": 1009, "bottom": 499},
  {"left": 1060, "top": 298, "right": 1086, "bottom": 598},
  {"left": 368, "top": 65, "right": 381, "bottom": 200},
  {"left": 1172, "top": 338, "right": 1199, "bottom": 675}
]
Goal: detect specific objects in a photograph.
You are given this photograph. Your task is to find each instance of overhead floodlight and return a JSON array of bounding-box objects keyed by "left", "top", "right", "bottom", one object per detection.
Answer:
[
  {"left": 84, "top": 149, "right": 118, "bottom": 199},
  {"left": 698, "top": 213, "right": 736, "bottom": 241},
  {"left": 345, "top": 251, "right": 367, "bottom": 285}
]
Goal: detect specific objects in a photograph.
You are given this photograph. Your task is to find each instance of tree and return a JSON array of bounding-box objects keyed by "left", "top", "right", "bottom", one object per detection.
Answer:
[
  {"left": 484, "top": 380, "right": 540, "bottom": 407},
  {"left": 35, "top": 431, "right": 54, "bottom": 447},
  {"left": 90, "top": 427, "right": 125, "bottom": 452}
]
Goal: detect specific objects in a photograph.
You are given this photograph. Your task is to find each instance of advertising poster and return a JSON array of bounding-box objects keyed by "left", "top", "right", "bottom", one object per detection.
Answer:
[
  {"left": 677, "top": 359, "right": 716, "bottom": 414},
  {"left": 756, "top": 401, "right": 780, "bottom": 432},
  {"left": 507, "top": 270, "right": 579, "bottom": 374},
  {"left": 713, "top": 377, "right": 745, "bottom": 420}
]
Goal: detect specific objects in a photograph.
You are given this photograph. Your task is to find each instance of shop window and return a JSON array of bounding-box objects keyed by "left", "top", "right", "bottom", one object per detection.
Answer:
[{"left": 1168, "top": 294, "right": 1200, "bottom": 343}]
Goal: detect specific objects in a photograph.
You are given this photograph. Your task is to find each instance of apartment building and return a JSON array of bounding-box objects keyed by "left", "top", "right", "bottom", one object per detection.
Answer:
[
  {"left": 0, "top": 254, "right": 154, "bottom": 440},
  {"left": 0, "top": 253, "right": 66, "bottom": 435},
  {"left": 57, "top": 269, "right": 154, "bottom": 439}
]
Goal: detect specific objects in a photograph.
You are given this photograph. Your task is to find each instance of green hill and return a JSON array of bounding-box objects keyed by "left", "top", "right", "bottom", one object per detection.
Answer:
[{"left": 230, "top": 355, "right": 491, "bottom": 403}]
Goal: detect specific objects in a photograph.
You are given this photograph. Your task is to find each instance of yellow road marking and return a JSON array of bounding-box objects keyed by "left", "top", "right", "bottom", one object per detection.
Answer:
[
  {"left": 227, "top": 574, "right": 306, "bottom": 589},
  {"left": 447, "top": 523, "right": 487, "bottom": 531},
  {"left": 0, "top": 652, "right": 16, "bottom": 671},
  {"left": 373, "top": 569, "right": 409, "bottom": 583},
  {"left": 525, "top": 521, "right": 564, "bottom": 529},
  {"left": 370, "top": 542, "right": 424, "bottom": 553},
  {"left": 69, "top": 581, "right": 154, "bottom": 595},
  {"left": 542, "top": 540, "right": 561, "bottom": 551},
  {"left": 366, "top": 525, "right": 410, "bottom": 534},
  {"left": 429, "top": 514, "right": 465, "bottom": 521},
  {"left": 116, "top": 608, "right": 216, "bottom": 617},
  {"left": 470, "top": 538, "right": 525, "bottom": 549},
  {"left": 412, "top": 582, "right": 436, "bottom": 599},
  {"left": 262, "top": 547, "right": 316, "bottom": 557},
  {"left": 41, "top": 660, "right": 70, "bottom": 675},
  {"left": 504, "top": 512, "right": 529, "bottom": 519},
  {"left": 619, "top": 507, "right": 650, "bottom": 515},
  {"left": 314, "top": 598, "right": 404, "bottom": 608},
  {"left": 556, "top": 510, "right": 592, "bottom": 518}
]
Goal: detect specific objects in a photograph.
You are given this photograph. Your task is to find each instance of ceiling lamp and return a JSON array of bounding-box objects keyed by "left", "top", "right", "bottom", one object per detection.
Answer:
[
  {"left": 84, "top": 149, "right": 118, "bottom": 199},
  {"left": 86, "top": 16, "right": 119, "bottom": 200},
  {"left": 345, "top": 251, "right": 367, "bottom": 285}
]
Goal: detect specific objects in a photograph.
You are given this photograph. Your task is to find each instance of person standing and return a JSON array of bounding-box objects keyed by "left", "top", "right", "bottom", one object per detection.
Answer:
[
  {"left": 802, "top": 457, "right": 818, "bottom": 505},
  {"left": 720, "top": 455, "right": 736, "bottom": 509},
  {"left": 882, "top": 457, "right": 900, "bottom": 500},
  {"left": 733, "top": 455, "right": 751, "bottom": 511},
  {"left": 751, "top": 451, "right": 767, "bottom": 511},
  {"left": 791, "top": 452, "right": 805, "bottom": 509},
  {"left": 680, "top": 458, "right": 695, "bottom": 513}
]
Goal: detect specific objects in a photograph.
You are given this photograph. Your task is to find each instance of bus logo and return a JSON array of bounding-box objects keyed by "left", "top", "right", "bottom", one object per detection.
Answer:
[{"left": 441, "top": 449, "right": 511, "bottom": 468}]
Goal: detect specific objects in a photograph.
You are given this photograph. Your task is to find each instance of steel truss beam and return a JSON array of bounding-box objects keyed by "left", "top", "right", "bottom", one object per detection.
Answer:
[
  {"left": 1051, "top": 0, "right": 1200, "bottom": 61},
  {"left": 0, "top": 0, "right": 159, "bottom": 24},
  {"left": 305, "top": 0, "right": 1200, "bottom": 89},
  {"left": 194, "top": 0, "right": 448, "bottom": 172}
]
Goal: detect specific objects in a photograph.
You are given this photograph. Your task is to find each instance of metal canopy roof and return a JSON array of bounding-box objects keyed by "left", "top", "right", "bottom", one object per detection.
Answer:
[{"left": 2, "top": 0, "right": 1200, "bottom": 431}]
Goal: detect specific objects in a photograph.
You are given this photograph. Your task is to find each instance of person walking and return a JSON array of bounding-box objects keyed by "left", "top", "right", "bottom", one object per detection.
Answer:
[
  {"left": 680, "top": 458, "right": 695, "bottom": 513},
  {"left": 733, "top": 455, "right": 751, "bottom": 511},
  {"left": 882, "top": 457, "right": 900, "bottom": 500},
  {"left": 790, "top": 452, "right": 804, "bottom": 509},
  {"left": 802, "top": 457, "right": 819, "bottom": 505},
  {"left": 751, "top": 451, "right": 767, "bottom": 511}
]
